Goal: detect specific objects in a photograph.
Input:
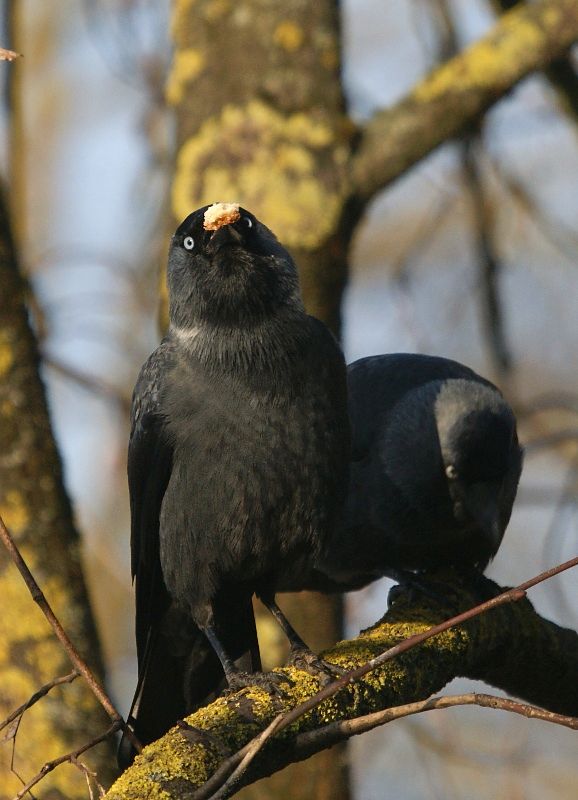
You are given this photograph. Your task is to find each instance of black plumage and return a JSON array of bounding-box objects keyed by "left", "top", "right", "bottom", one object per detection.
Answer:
[
  {"left": 119, "top": 204, "right": 349, "bottom": 764},
  {"left": 283, "top": 353, "right": 523, "bottom": 593}
]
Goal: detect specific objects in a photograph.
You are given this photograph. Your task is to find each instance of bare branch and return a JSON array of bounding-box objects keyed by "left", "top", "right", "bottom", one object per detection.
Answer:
[
  {"left": 462, "top": 135, "right": 512, "bottom": 373},
  {"left": 11, "top": 722, "right": 120, "bottom": 800},
  {"left": 518, "top": 392, "right": 578, "bottom": 416},
  {"left": 524, "top": 429, "right": 578, "bottom": 453},
  {"left": 73, "top": 756, "right": 106, "bottom": 800},
  {"left": 0, "top": 671, "right": 79, "bottom": 737},
  {"left": 485, "top": 151, "right": 578, "bottom": 266},
  {"left": 0, "top": 514, "right": 139, "bottom": 752},
  {"left": 291, "top": 691, "right": 578, "bottom": 757},
  {"left": 43, "top": 353, "right": 131, "bottom": 413}
]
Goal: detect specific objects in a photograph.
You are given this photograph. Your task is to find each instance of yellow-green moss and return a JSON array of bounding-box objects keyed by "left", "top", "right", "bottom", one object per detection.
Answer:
[
  {"left": 170, "top": 0, "right": 198, "bottom": 49},
  {"left": 106, "top": 767, "right": 173, "bottom": 800},
  {"left": 413, "top": 10, "right": 560, "bottom": 104},
  {"left": 0, "top": 340, "right": 13, "bottom": 377},
  {"left": 320, "top": 46, "right": 338, "bottom": 71},
  {"left": 171, "top": 100, "right": 347, "bottom": 249},
  {"left": 0, "top": 489, "right": 29, "bottom": 534},
  {"left": 166, "top": 48, "right": 206, "bottom": 106},
  {"left": 203, "top": 0, "right": 231, "bottom": 21},
  {"left": 274, "top": 21, "right": 304, "bottom": 52}
]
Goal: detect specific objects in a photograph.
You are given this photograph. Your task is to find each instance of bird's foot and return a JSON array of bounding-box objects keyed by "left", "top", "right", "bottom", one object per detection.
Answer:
[
  {"left": 225, "top": 669, "right": 293, "bottom": 698},
  {"left": 286, "top": 646, "right": 344, "bottom": 685}
]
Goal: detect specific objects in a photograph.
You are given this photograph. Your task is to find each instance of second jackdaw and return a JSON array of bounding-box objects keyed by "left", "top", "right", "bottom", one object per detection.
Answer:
[{"left": 281, "top": 353, "right": 523, "bottom": 594}]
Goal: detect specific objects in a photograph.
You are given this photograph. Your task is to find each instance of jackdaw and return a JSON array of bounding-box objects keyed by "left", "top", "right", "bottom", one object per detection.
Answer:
[
  {"left": 280, "top": 353, "right": 523, "bottom": 593},
  {"left": 119, "top": 203, "right": 349, "bottom": 764}
]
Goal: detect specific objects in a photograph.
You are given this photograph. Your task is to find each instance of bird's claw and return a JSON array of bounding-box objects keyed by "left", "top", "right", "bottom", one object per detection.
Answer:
[
  {"left": 287, "top": 646, "right": 344, "bottom": 685},
  {"left": 225, "top": 669, "right": 293, "bottom": 698}
]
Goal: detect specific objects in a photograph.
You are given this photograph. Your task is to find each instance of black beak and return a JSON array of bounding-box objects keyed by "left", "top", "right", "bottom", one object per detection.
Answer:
[
  {"left": 461, "top": 482, "right": 503, "bottom": 549},
  {"left": 206, "top": 223, "right": 243, "bottom": 255}
]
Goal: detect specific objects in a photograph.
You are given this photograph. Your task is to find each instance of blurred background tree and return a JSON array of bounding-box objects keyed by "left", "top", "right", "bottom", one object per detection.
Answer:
[{"left": 2, "top": 0, "right": 578, "bottom": 797}]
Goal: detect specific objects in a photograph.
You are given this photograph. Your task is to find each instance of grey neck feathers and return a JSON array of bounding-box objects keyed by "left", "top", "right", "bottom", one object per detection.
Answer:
[
  {"left": 169, "top": 308, "right": 308, "bottom": 377},
  {"left": 434, "top": 379, "right": 508, "bottom": 467}
]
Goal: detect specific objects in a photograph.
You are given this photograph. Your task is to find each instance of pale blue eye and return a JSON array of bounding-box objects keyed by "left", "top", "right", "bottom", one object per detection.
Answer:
[
  {"left": 243, "top": 217, "right": 253, "bottom": 229},
  {"left": 184, "top": 236, "right": 195, "bottom": 250}
]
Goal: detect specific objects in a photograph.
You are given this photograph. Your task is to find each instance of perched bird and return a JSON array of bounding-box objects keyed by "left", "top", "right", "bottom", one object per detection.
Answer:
[
  {"left": 282, "top": 353, "right": 523, "bottom": 594},
  {"left": 119, "top": 203, "right": 349, "bottom": 764}
]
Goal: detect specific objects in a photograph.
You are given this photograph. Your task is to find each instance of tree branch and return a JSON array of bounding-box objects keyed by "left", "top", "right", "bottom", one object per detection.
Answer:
[
  {"left": 104, "top": 564, "right": 578, "bottom": 800},
  {"left": 11, "top": 722, "right": 120, "bottom": 800},
  {"left": 0, "top": 670, "right": 79, "bottom": 737},
  {"left": 290, "top": 691, "right": 578, "bottom": 757},
  {"left": 462, "top": 134, "right": 512, "bottom": 373},
  {"left": 491, "top": 0, "right": 578, "bottom": 122},
  {"left": 350, "top": 0, "right": 578, "bottom": 206},
  {"left": 0, "top": 513, "right": 139, "bottom": 751}
]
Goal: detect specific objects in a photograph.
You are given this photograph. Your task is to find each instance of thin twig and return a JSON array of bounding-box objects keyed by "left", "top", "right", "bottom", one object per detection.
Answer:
[
  {"left": 11, "top": 722, "right": 120, "bottom": 800},
  {"left": 430, "top": 0, "right": 511, "bottom": 373},
  {"left": 193, "top": 555, "right": 578, "bottom": 800},
  {"left": 523, "top": 430, "right": 578, "bottom": 453},
  {"left": 463, "top": 134, "right": 511, "bottom": 373},
  {"left": 0, "top": 514, "right": 140, "bottom": 752},
  {"left": 0, "top": 670, "right": 79, "bottom": 736},
  {"left": 518, "top": 391, "right": 578, "bottom": 418},
  {"left": 206, "top": 714, "right": 286, "bottom": 800},
  {"left": 71, "top": 756, "right": 106, "bottom": 800},
  {"left": 486, "top": 151, "right": 578, "bottom": 267},
  {"left": 391, "top": 193, "right": 455, "bottom": 283},
  {"left": 291, "top": 691, "right": 578, "bottom": 757},
  {"left": 42, "top": 354, "right": 131, "bottom": 414}
]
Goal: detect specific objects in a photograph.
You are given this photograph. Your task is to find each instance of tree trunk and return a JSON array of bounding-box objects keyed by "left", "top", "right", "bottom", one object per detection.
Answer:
[{"left": 0, "top": 182, "right": 115, "bottom": 797}]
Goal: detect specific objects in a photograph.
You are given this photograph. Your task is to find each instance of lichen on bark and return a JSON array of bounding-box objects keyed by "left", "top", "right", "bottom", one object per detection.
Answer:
[
  {"left": 0, "top": 182, "right": 115, "bottom": 796},
  {"left": 103, "top": 572, "right": 578, "bottom": 799},
  {"left": 350, "top": 0, "right": 578, "bottom": 204}
]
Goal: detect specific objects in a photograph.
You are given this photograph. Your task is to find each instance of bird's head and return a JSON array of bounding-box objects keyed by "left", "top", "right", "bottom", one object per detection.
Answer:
[
  {"left": 435, "top": 379, "right": 523, "bottom": 555},
  {"left": 167, "top": 203, "right": 303, "bottom": 331}
]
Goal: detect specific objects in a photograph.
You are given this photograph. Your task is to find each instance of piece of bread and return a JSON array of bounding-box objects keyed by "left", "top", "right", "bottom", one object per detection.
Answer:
[{"left": 203, "top": 202, "right": 241, "bottom": 231}]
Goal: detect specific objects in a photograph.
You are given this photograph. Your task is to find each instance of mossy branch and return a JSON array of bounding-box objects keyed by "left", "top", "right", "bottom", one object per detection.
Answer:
[
  {"left": 491, "top": 0, "right": 578, "bottom": 122},
  {"left": 104, "top": 572, "right": 578, "bottom": 800},
  {"left": 350, "top": 0, "right": 578, "bottom": 206}
]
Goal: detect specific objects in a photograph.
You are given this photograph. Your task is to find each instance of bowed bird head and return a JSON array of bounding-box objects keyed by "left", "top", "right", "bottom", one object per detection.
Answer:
[
  {"left": 435, "top": 379, "right": 523, "bottom": 554},
  {"left": 379, "top": 375, "right": 522, "bottom": 566}
]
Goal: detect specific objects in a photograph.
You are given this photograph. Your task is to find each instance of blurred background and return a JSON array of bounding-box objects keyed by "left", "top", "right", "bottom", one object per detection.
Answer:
[{"left": 5, "top": 0, "right": 578, "bottom": 797}]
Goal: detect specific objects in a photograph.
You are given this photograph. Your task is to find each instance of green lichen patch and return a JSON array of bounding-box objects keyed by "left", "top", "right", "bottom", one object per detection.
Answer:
[
  {"left": 274, "top": 21, "right": 304, "bottom": 52},
  {"left": 171, "top": 100, "right": 348, "bottom": 249},
  {"left": 166, "top": 48, "right": 206, "bottom": 106},
  {"left": 0, "top": 337, "right": 14, "bottom": 377}
]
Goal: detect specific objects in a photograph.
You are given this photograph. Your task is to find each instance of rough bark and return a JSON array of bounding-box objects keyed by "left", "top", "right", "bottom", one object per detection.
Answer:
[
  {"left": 103, "top": 571, "right": 578, "bottom": 799},
  {"left": 350, "top": 0, "right": 578, "bottom": 206},
  {"left": 0, "top": 183, "right": 115, "bottom": 796}
]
